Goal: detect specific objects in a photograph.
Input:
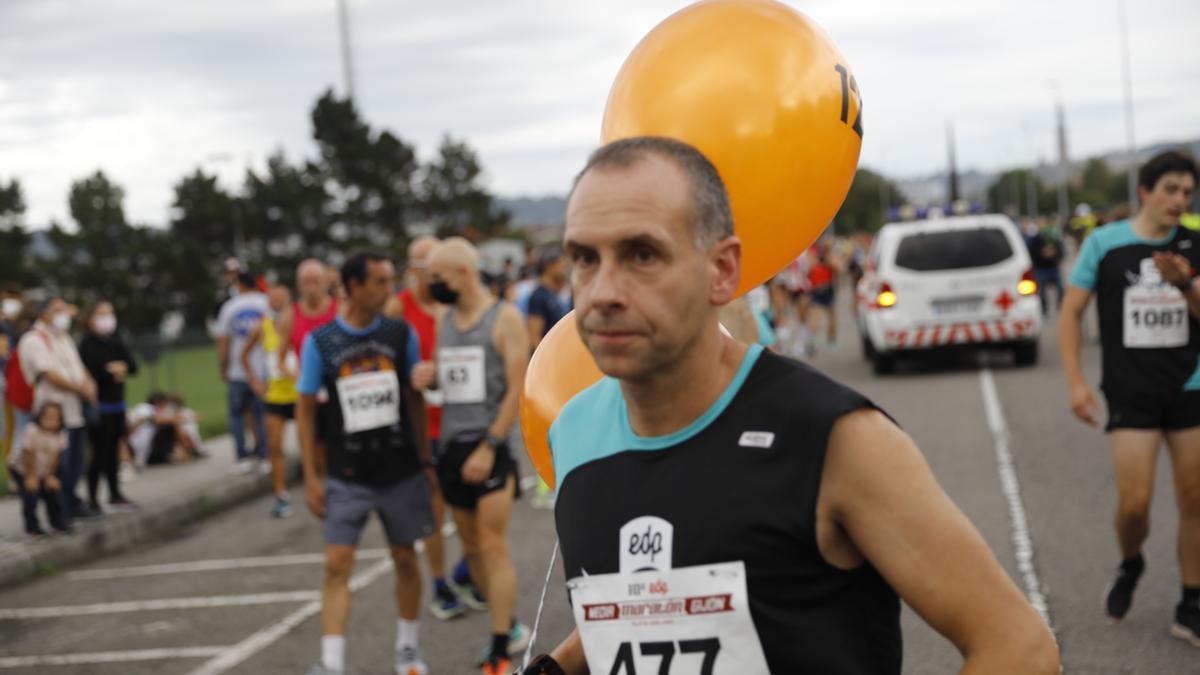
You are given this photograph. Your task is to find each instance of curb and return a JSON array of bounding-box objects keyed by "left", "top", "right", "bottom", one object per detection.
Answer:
[{"left": 0, "top": 459, "right": 302, "bottom": 590}]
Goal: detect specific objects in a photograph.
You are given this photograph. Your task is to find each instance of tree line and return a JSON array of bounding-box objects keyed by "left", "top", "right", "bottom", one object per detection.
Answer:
[{"left": 0, "top": 90, "right": 509, "bottom": 335}]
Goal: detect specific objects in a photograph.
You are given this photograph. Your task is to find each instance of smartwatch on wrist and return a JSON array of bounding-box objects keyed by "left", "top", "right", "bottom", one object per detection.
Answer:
[
  {"left": 523, "top": 654, "right": 567, "bottom": 675},
  {"left": 1175, "top": 276, "right": 1196, "bottom": 293}
]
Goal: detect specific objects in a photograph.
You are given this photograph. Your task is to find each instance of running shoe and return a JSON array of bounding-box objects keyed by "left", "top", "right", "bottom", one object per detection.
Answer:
[
  {"left": 271, "top": 495, "right": 294, "bottom": 518},
  {"left": 429, "top": 581, "right": 466, "bottom": 620},
  {"left": 480, "top": 654, "right": 511, "bottom": 675},
  {"left": 450, "top": 562, "right": 488, "bottom": 611},
  {"left": 394, "top": 646, "right": 429, "bottom": 675},
  {"left": 108, "top": 497, "right": 140, "bottom": 513},
  {"left": 475, "top": 622, "right": 532, "bottom": 666},
  {"left": 1172, "top": 602, "right": 1200, "bottom": 648},
  {"left": 229, "top": 458, "right": 256, "bottom": 475},
  {"left": 1105, "top": 560, "right": 1144, "bottom": 621}
]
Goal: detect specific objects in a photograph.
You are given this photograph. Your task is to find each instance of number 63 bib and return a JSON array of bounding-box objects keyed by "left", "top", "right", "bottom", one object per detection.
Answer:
[
  {"left": 569, "top": 561, "right": 769, "bottom": 675},
  {"left": 1124, "top": 285, "right": 1189, "bottom": 349}
]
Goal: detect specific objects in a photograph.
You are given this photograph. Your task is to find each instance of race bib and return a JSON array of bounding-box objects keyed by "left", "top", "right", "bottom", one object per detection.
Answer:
[
  {"left": 1124, "top": 285, "right": 1189, "bottom": 348},
  {"left": 267, "top": 350, "right": 298, "bottom": 381},
  {"left": 569, "top": 562, "right": 769, "bottom": 675},
  {"left": 336, "top": 370, "right": 401, "bottom": 434},
  {"left": 438, "top": 346, "right": 486, "bottom": 404}
]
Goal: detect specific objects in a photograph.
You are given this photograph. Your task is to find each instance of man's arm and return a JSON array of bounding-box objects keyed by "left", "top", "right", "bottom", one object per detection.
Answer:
[
  {"left": 527, "top": 315, "right": 546, "bottom": 351},
  {"left": 296, "top": 394, "right": 324, "bottom": 518},
  {"left": 240, "top": 324, "right": 265, "bottom": 397},
  {"left": 820, "top": 409, "right": 1060, "bottom": 674},
  {"left": 490, "top": 303, "right": 530, "bottom": 439},
  {"left": 215, "top": 336, "right": 230, "bottom": 382},
  {"left": 1057, "top": 286, "right": 1102, "bottom": 426}
]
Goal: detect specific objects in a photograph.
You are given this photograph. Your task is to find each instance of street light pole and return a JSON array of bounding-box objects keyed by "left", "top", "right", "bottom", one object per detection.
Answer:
[
  {"left": 1117, "top": 0, "right": 1138, "bottom": 207},
  {"left": 1051, "top": 81, "right": 1070, "bottom": 224},
  {"left": 337, "top": 0, "right": 356, "bottom": 100}
]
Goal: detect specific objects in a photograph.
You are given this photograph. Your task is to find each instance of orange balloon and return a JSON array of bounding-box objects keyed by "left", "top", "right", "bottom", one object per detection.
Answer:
[
  {"left": 520, "top": 1, "right": 862, "bottom": 482},
  {"left": 602, "top": 0, "right": 863, "bottom": 295},
  {"left": 519, "top": 311, "right": 601, "bottom": 489}
]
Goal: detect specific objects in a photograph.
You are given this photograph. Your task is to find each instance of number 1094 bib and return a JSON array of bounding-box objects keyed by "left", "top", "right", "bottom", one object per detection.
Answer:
[
  {"left": 336, "top": 370, "right": 401, "bottom": 434},
  {"left": 569, "top": 561, "right": 769, "bottom": 675}
]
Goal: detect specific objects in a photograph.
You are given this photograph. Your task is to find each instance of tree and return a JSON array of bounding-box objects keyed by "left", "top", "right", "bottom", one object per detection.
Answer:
[
  {"left": 311, "top": 90, "right": 419, "bottom": 258},
  {"left": 985, "top": 169, "right": 1058, "bottom": 218},
  {"left": 168, "top": 169, "right": 241, "bottom": 326},
  {"left": 419, "top": 135, "right": 510, "bottom": 238},
  {"left": 0, "top": 178, "right": 31, "bottom": 285},
  {"left": 240, "top": 151, "right": 334, "bottom": 281},
  {"left": 834, "top": 168, "right": 905, "bottom": 232}
]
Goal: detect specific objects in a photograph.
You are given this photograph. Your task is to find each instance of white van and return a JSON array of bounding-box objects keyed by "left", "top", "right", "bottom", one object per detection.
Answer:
[{"left": 855, "top": 215, "right": 1041, "bottom": 374}]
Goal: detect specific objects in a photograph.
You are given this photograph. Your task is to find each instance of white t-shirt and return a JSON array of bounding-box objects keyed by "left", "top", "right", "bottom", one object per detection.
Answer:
[
  {"left": 127, "top": 402, "right": 158, "bottom": 467},
  {"left": 18, "top": 322, "right": 89, "bottom": 429},
  {"left": 215, "top": 292, "right": 269, "bottom": 382}
]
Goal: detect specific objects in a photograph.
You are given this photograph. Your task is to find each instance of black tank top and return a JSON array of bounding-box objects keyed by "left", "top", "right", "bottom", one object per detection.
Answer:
[
  {"left": 551, "top": 346, "right": 902, "bottom": 673},
  {"left": 311, "top": 317, "right": 419, "bottom": 485}
]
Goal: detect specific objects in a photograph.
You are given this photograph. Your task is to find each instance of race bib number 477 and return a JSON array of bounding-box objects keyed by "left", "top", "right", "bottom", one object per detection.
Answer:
[{"left": 568, "top": 562, "right": 769, "bottom": 675}]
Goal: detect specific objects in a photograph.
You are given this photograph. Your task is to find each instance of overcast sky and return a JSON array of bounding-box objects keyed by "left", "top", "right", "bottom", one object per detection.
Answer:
[{"left": 2, "top": 0, "right": 1198, "bottom": 226}]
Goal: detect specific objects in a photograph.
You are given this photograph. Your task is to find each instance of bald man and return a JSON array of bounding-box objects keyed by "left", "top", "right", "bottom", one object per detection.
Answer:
[
  {"left": 384, "top": 237, "right": 467, "bottom": 621},
  {"left": 415, "top": 237, "right": 531, "bottom": 674},
  {"left": 288, "top": 259, "right": 340, "bottom": 470}
]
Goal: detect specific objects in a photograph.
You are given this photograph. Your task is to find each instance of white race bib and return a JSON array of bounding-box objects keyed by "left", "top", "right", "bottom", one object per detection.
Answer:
[
  {"left": 569, "top": 562, "right": 769, "bottom": 675},
  {"left": 267, "top": 350, "right": 298, "bottom": 382},
  {"left": 336, "top": 370, "right": 401, "bottom": 434},
  {"left": 438, "top": 346, "right": 486, "bottom": 404},
  {"left": 1124, "top": 284, "right": 1189, "bottom": 348}
]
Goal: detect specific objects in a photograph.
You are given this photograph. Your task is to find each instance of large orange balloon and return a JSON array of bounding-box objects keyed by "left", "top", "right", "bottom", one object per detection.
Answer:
[
  {"left": 602, "top": 0, "right": 863, "bottom": 295},
  {"left": 519, "top": 311, "right": 601, "bottom": 489},
  {"left": 521, "top": 0, "right": 862, "bottom": 485}
]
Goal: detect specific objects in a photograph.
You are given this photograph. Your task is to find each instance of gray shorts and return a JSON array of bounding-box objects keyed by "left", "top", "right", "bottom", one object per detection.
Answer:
[{"left": 323, "top": 472, "right": 435, "bottom": 548}]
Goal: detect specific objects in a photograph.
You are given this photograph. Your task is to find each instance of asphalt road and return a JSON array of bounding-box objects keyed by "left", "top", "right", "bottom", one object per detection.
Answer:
[{"left": 1, "top": 296, "right": 1196, "bottom": 674}]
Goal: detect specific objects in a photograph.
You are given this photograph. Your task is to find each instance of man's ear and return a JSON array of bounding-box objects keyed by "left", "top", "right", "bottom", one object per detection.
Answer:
[{"left": 709, "top": 236, "right": 742, "bottom": 306}]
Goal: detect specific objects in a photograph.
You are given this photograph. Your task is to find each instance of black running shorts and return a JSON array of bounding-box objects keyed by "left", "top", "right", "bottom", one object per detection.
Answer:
[
  {"left": 1104, "top": 388, "right": 1200, "bottom": 432},
  {"left": 437, "top": 437, "right": 516, "bottom": 510}
]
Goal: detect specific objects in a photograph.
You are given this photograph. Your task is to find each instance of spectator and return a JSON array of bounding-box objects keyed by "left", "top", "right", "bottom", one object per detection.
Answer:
[
  {"left": 8, "top": 402, "right": 70, "bottom": 537},
  {"left": 0, "top": 284, "right": 20, "bottom": 461},
  {"left": 1028, "top": 226, "right": 1065, "bottom": 316},
  {"left": 215, "top": 270, "right": 269, "bottom": 474},
  {"left": 18, "top": 297, "right": 98, "bottom": 520},
  {"left": 78, "top": 301, "right": 139, "bottom": 512},
  {"left": 526, "top": 248, "right": 568, "bottom": 350},
  {"left": 4, "top": 301, "right": 36, "bottom": 464},
  {"left": 127, "top": 392, "right": 201, "bottom": 467}
]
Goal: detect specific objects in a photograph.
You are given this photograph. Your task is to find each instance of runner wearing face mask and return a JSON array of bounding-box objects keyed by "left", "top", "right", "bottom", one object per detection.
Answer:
[{"left": 78, "top": 301, "right": 138, "bottom": 512}]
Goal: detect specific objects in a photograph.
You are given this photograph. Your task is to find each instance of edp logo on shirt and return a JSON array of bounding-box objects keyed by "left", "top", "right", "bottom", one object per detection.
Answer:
[{"left": 620, "top": 516, "right": 674, "bottom": 573}]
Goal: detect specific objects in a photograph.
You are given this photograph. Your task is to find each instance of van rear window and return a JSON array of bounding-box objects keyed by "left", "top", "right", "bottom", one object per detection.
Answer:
[{"left": 894, "top": 227, "right": 1014, "bottom": 271}]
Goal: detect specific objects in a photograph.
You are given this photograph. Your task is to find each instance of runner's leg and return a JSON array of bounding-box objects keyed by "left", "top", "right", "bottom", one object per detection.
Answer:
[
  {"left": 1166, "top": 427, "right": 1200, "bottom": 586},
  {"left": 321, "top": 544, "right": 356, "bottom": 635},
  {"left": 1111, "top": 429, "right": 1162, "bottom": 558},
  {"left": 476, "top": 475, "right": 517, "bottom": 636}
]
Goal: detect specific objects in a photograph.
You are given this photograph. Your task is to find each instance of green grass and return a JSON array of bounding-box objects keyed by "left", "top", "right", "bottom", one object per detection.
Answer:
[{"left": 125, "top": 344, "right": 229, "bottom": 440}]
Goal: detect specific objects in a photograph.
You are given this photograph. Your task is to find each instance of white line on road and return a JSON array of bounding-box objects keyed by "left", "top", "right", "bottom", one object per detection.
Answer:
[
  {"left": 185, "top": 557, "right": 394, "bottom": 675},
  {"left": 0, "top": 647, "right": 226, "bottom": 669},
  {"left": 66, "top": 549, "right": 390, "bottom": 581},
  {"left": 0, "top": 591, "right": 320, "bottom": 620},
  {"left": 979, "top": 368, "right": 1054, "bottom": 629}
]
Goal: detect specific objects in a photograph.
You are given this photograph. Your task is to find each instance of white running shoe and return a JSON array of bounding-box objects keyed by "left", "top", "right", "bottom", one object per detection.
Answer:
[
  {"left": 229, "top": 458, "right": 256, "bottom": 475},
  {"left": 394, "top": 646, "right": 429, "bottom": 675}
]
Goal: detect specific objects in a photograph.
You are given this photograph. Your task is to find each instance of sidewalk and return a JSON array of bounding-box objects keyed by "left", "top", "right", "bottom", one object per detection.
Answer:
[{"left": 0, "top": 432, "right": 300, "bottom": 589}]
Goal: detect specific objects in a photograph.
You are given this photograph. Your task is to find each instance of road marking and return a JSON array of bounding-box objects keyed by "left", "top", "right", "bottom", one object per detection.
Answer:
[
  {"left": 67, "top": 549, "right": 390, "bottom": 581},
  {"left": 979, "top": 368, "right": 1054, "bottom": 629},
  {"left": 0, "top": 646, "right": 226, "bottom": 669},
  {"left": 0, "top": 591, "right": 320, "bottom": 620},
  {"left": 185, "top": 557, "right": 393, "bottom": 675}
]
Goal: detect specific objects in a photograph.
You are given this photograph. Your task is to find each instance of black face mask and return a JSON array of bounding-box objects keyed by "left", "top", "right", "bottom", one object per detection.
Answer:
[{"left": 428, "top": 280, "right": 459, "bottom": 305}]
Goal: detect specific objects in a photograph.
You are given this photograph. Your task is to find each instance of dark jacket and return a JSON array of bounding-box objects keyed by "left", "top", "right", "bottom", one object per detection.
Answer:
[{"left": 78, "top": 333, "right": 138, "bottom": 406}]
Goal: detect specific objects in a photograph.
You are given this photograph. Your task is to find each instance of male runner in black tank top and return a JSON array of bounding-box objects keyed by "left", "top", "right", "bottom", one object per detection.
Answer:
[{"left": 521, "top": 137, "right": 1059, "bottom": 674}]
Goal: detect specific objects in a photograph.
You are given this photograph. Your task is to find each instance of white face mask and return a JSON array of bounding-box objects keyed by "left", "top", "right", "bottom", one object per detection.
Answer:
[
  {"left": 1, "top": 298, "right": 20, "bottom": 319},
  {"left": 51, "top": 312, "right": 72, "bottom": 332},
  {"left": 93, "top": 314, "right": 117, "bottom": 336}
]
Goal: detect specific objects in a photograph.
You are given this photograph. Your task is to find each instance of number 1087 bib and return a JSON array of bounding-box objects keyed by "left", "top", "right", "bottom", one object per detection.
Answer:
[{"left": 1124, "top": 285, "right": 1189, "bottom": 349}]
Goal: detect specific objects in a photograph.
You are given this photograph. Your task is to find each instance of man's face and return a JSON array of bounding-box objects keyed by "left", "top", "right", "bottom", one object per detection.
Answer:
[
  {"left": 408, "top": 252, "right": 434, "bottom": 296},
  {"left": 564, "top": 156, "right": 738, "bottom": 382},
  {"left": 1140, "top": 171, "right": 1196, "bottom": 228},
  {"left": 297, "top": 264, "right": 327, "bottom": 303},
  {"left": 348, "top": 260, "right": 395, "bottom": 314},
  {"left": 268, "top": 287, "right": 290, "bottom": 313},
  {"left": 41, "top": 298, "right": 66, "bottom": 325},
  {"left": 428, "top": 257, "right": 471, "bottom": 306}
]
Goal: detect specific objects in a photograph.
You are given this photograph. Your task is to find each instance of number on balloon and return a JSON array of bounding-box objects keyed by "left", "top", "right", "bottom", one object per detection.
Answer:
[{"left": 835, "top": 64, "right": 863, "bottom": 139}]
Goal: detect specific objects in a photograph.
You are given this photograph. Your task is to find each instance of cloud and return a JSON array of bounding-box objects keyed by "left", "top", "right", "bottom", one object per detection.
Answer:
[{"left": 0, "top": 0, "right": 1197, "bottom": 226}]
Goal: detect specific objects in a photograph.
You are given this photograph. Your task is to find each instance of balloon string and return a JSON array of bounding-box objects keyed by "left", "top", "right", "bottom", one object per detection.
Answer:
[{"left": 522, "top": 538, "right": 561, "bottom": 671}]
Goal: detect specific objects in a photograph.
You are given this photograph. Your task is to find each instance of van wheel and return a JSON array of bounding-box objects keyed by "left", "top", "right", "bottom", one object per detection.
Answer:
[
  {"left": 861, "top": 334, "right": 877, "bottom": 361},
  {"left": 872, "top": 351, "right": 897, "bottom": 375},
  {"left": 1013, "top": 341, "right": 1039, "bottom": 366}
]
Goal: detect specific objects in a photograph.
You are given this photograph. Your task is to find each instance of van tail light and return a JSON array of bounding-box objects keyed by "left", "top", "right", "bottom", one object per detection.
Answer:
[
  {"left": 1018, "top": 270, "right": 1038, "bottom": 296},
  {"left": 876, "top": 282, "right": 897, "bottom": 309}
]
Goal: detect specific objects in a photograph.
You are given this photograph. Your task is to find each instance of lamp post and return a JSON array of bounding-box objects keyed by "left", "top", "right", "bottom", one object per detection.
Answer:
[
  {"left": 1117, "top": 0, "right": 1138, "bottom": 207},
  {"left": 337, "top": 0, "right": 356, "bottom": 101}
]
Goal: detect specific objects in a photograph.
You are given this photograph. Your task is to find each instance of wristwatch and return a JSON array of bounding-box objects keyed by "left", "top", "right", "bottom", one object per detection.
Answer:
[
  {"left": 484, "top": 433, "right": 505, "bottom": 450},
  {"left": 523, "top": 654, "right": 567, "bottom": 675},
  {"left": 1175, "top": 276, "right": 1197, "bottom": 293}
]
